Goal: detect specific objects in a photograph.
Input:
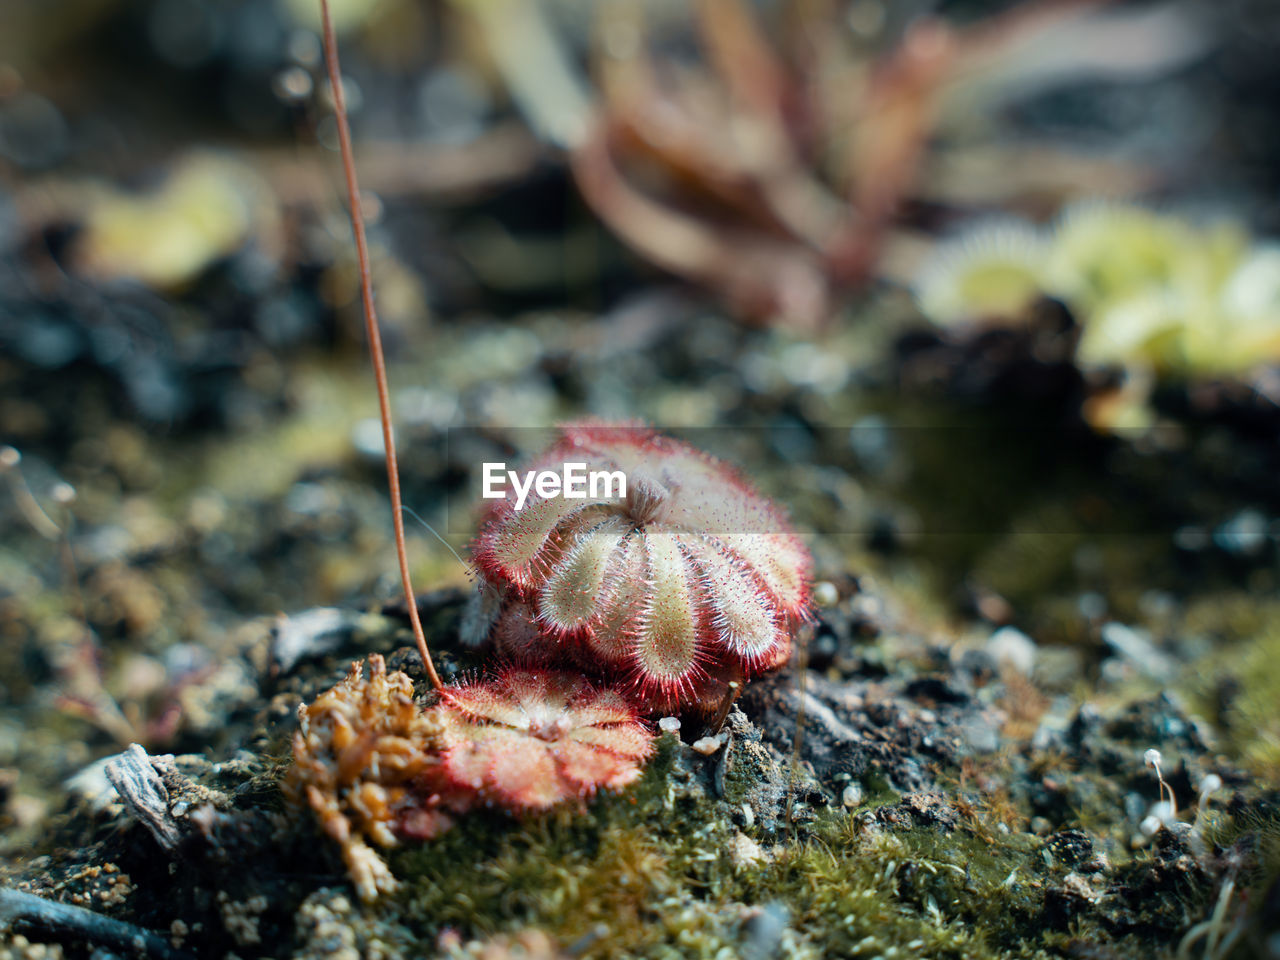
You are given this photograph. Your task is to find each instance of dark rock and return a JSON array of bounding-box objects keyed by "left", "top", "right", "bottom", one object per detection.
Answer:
[
  {"left": 1046, "top": 829, "right": 1096, "bottom": 870},
  {"left": 904, "top": 676, "right": 970, "bottom": 705},
  {"left": 855, "top": 792, "right": 960, "bottom": 832}
]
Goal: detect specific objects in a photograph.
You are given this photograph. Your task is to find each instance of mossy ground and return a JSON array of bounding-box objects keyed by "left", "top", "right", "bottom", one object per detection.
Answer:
[
  {"left": 376, "top": 721, "right": 1278, "bottom": 960},
  {"left": 4, "top": 314, "right": 1280, "bottom": 956},
  {"left": 388, "top": 743, "right": 1033, "bottom": 960}
]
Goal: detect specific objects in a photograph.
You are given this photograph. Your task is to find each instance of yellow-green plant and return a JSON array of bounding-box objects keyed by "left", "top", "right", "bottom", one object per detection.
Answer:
[{"left": 915, "top": 203, "right": 1280, "bottom": 410}]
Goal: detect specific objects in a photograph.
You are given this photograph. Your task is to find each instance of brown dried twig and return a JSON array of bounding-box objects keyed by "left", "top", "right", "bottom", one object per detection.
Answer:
[
  {"left": 0, "top": 887, "right": 195, "bottom": 960},
  {"left": 319, "top": 0, "right": 441, "bottom": 691}
]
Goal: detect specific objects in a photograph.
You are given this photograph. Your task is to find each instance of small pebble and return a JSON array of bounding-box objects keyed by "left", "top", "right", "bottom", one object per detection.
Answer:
[
  {"left": 812, "top": 581, "right": 839, "bottom": 608},
  {"left": 1214, "top": 509, "right": 1268, "bottom": 555},
  {"left": 1102, "top": 622, "right": 1174, "bottom": 681},
  {"left": 658, "top": 716, "right": 681, "bottom": 735},
  {"left": 842, "top": 783, "right": 863, "bottom": 808},
  {"left": 351, "top": 418, "right": 386, "bottom": 459},
  {"left": 691, "top": 735, "right": 723, "bottom": 756},
  {"left": 987, "top": 625, "right": 1037, "bottom": 675}
]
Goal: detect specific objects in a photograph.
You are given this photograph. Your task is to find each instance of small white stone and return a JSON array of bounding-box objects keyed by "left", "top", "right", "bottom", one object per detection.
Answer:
[
  {"left": 64, "top": 757, "right": 118, "bottom": 813},
  {"left": 842, "top": 783, "right": 864, "bottom": 808},
  {"left": 813, "top": 581, "right": 839, "bottom": 608},
  {"left": 1104, "top": 622, "right": 1173, "bottom": 680},
  {"left": 691, "top": 735, "right": 723, "bottom": 756},
  {"left": 351, "top": 418, "right": 387, "bottom": 459},
  {"left": 658, "top": 716, "right": 681, "bottom": 735},
  {"left": 986, "top": 626, "right": 1037, "bottom": 675}
]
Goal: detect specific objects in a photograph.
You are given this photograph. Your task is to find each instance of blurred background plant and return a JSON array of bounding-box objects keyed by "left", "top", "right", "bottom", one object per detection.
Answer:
[{"left": 914, "top": 203, "right": 1280, "bottom": 429}]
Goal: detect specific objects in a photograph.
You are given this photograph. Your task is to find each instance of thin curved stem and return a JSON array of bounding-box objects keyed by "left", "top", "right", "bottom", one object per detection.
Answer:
[{"left": 319, "top": 0, "right": 442, "bottom": 691}]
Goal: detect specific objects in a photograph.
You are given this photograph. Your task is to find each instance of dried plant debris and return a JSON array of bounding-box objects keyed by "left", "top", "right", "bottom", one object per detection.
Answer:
[
  {"left": 287, "top": 655, "right": 654, "bottom": 902},
  {"left": 0, "top": 888, "right": 193, "bottom": 960},
  {"left": 288, "top": 655, "right": 448, "bottom": 902}
]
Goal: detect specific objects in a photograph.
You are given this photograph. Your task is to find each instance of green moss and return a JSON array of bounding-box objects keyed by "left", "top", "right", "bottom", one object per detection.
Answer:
[
  {"left": 391, "top": 749, "right": 749, "bottom": 957},
  {"left": 1205, "top": 801, "right": 1280, "bottom": 884},
  {"left": 1181, "top": 594, "right": 1280, "bottom": 646},
  {"left": 1181, "top": 626, "right": 1280, "bottom": 783},
  {"left": 387, "top": 751, "right": 1120, "bottom": 959},
  {"left": 1228, "top": 633, "right": 1280, "bottom": 783}
]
